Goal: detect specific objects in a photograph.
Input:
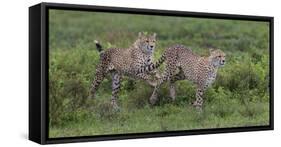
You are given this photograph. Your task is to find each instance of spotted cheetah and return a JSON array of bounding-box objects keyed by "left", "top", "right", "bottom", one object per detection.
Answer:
[
  {"left": 90, "top": 32, "right": 161, "bottom": 109},
  {"left": 139, "top": 44, "right": 226, "bottom": 110}
]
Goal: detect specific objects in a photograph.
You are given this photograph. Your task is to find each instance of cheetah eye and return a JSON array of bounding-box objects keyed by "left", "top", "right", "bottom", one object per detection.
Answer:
[
  {"left": 152, "top": 40, "right": 155, "bottom": 43},
  {"left": 218, "top": 55, "right": 221, "bottom": 58},
  {"left": 145, "top": 40, "right": 149, "bottom": 43}
]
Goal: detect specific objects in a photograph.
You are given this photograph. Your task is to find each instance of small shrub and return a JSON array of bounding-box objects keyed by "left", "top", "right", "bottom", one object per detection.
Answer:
[
  {"left": 206, "top": 87, "right": 236, "bottom": 117},
  {"left": 126, "top": 83, "right": 153, "bottom": 110},
  {"left": 166, "top": 81, "right": 196, "bottom": 106},
  {"left": 95, "top": 101, "right": 119, "bottom": 121},
  {"left": 238, "top": 102, "right": 265, "bottom": 118},
  {"left": 63, "top": 78, "right": 88, "bottom": 110},
  {"left": 122, "top": 79, "right": 136, "bottom": 91}
]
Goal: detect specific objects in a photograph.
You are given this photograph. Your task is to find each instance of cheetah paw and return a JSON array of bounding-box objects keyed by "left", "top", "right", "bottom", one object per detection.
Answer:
[
  {"left": 149, "top": 92, "right": 158, "bottom": 105},
  {"left": 148, "top": 81, "right": 157, "bottom": 87}
]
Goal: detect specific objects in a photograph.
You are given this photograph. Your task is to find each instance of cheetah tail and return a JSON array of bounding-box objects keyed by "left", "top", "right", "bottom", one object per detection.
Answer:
[
  {"left": 136, "top": 53, "right": 166, "bottom": 74},
  {"left": 94, "top": 40, "right": 103, "bottom": 52}
]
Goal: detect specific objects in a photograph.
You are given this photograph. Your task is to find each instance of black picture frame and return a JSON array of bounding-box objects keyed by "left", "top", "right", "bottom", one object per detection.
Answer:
[{"left": 29, "top": 2, "right": 274, "bottom": 144}]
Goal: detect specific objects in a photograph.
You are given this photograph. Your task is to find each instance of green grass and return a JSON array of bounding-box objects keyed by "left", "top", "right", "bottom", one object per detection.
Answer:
[
  {"left": 48, "top": 9, "right": 270, "bottom": 138},
  {"left": 49, "top": 100, "right": 269, "bottom": 137}
]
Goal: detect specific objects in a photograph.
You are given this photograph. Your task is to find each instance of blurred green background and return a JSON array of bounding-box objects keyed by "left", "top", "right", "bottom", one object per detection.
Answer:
[{"left": 49, "top": 9, "right": 270, "bottom": 138}]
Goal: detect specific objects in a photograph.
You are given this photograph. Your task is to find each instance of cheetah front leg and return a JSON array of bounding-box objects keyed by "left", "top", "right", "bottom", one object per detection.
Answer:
[
  {"left": 149, "top": 79, "right": 163, "bottom": 105},
  {"left": 150, "top": 62, "right": 178, "bottom": 105},
  {"left": 111, "top": 72, "right": 121, "bottom": 110},
  {"left": 192, "top": 86, "right": 206, "bottom": 111},
  {"left": 169, "top": 82, "right": 176, "bottom": 101}
]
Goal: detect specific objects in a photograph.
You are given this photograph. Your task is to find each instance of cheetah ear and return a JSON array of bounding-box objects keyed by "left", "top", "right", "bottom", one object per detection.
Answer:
[
  {"left": 209, "top": 48, "right": 215, "bottom": 54},
  {"left": 138, "top": 32, "right": 143, "bottom": 38},
  {"left": 152, "top": 33, "right": 157, "bottom": 38}
]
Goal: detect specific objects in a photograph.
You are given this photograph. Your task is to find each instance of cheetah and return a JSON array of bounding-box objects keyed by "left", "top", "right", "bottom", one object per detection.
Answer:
[
  {"left": 138, "top": 44, "right": 226, "bottom": 110},
  {"left": 90, "top": 32, "right": 163, "bottom": 109}
]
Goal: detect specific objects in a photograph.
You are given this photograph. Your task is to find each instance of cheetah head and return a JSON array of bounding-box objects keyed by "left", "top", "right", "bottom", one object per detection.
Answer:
[
  {"left": 209, "top": 48, "right": 226, "bottom": 67},
  {"left": 137, "top": 32, "right": 156, "bottom": 54}
]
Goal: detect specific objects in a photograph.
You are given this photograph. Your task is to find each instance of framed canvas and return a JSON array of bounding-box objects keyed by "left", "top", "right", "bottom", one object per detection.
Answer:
[{"left": 29, "top": 2, "right": 274, "bottom": 144}]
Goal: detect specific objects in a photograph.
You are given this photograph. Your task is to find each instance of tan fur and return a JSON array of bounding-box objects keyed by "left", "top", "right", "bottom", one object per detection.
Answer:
[
  {"left": 90, "top": 32, "right": 157, "bottom": 109},
  {"left": 149, "top": 45, "right": 226, "bottom": 110}
]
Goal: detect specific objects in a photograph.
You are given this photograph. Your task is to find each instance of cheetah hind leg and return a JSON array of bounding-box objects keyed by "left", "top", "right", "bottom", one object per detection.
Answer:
[
  {"left": 89, "top": 68, "right": 107, "bottom": 99},
  {"left": 192, "top": 88, "right": 204, "bottom": 112},
  {"left": 169, "top": 70, "right": 186, "bottom": 102},
  {"left": 111, "top": 72, "right": 121, "bottom": 111}
]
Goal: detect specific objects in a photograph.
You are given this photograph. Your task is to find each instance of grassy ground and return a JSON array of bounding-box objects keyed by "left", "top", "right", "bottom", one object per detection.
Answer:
[{"left": 48, "top": 9, "right": 270, "bottom": 138}]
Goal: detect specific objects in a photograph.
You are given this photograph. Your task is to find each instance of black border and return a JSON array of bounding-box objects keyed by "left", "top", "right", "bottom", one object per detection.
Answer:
[{"left": 29, "top": 2, "right": 274, "bottom": 144}]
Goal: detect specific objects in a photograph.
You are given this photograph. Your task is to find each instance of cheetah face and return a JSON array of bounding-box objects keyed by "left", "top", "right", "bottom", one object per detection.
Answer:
[
  {"left": 209, "top": 49, "right": 226, "bottom": 67},
  {"left": 138, "top": 32, "right": 157, "bottom": 54}
]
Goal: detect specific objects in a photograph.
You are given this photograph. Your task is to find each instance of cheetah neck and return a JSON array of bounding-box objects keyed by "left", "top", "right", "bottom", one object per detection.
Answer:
[
  {"left": 208, "top": 56, "right": 219, "bottom": 69},
  {"left": 130, "top": 45, "right": 151, "bottom": 62}
]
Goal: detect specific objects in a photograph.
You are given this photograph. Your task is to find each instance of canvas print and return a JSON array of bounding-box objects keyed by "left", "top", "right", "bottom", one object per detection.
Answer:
[{"left": 48, "top": 9, "right": 270, "bottom": 138}]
